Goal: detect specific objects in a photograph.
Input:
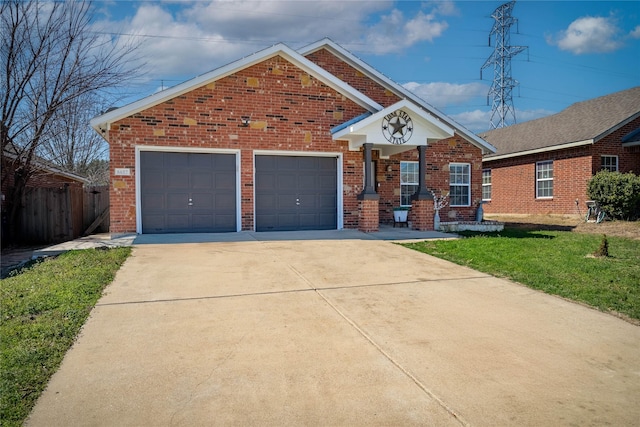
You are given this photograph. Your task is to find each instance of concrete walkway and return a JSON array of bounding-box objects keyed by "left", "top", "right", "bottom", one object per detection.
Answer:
[{"left": 26, "top": 238, "right": 640, "bottom": 426}]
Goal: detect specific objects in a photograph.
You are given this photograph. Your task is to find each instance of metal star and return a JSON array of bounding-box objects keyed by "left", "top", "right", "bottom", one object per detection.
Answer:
[{"left": 390, "top": 117, "right": 406, "bottom": 136}]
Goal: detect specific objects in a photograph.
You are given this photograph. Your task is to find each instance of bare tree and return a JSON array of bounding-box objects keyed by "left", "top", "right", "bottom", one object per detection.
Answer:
[
  {"left": 1, "top": 0, "right": 140, "bottom": 243},
  {"left": 38, "top": 93, "right": 110, "bottom": 185}
]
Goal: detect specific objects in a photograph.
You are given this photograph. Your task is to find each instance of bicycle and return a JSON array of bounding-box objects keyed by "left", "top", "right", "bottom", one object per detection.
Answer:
[{"left": 585, "top": 201, "right": 606, "bottom": 224}]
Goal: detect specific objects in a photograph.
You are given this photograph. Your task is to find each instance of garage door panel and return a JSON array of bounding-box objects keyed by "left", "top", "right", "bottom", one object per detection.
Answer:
[
  {"left": 142, "top": 171, "right": 164, "bottom": 189},
  {"left": 215, "top": 193, "right": 235, "bottom": 210},
  {"left": 142, "top": 194, "right": 164, "bottom": 210},
  {"left": 214, "top": 214, "right": 236, "bottom": 229},
  {"left": 256, "top": 194, "right": 275, "bottom": 210},
  {"left": 318, "top": 213, "right": 337, "bottom": 228},
  {"left": 277, "top": 174, "right": 297, "bottom": 191},
  {"left": 277, "top": 156, "right": 297, "bottom": 170},
  {"left": 215, "top": 173, "right": 236, "bottom": 190},
  {"left": 143, "top": 152, "right": 165, "bottom": 167},
  {"left": 255, "top": 173, "right": 275, "bottom": 191},
  {"left": 277, "top": 194, "right": 297, "bottom": 210},
  {"left": 318, "top": 174, "right": 336, "bottom": 189},
  {"left": 190, "top": 153, "right": 213, "bottom": 168},
  {"left": 167, "top": 214, "right": 189, "bottom": 229},
  {"left": 142, "top": 215, "right": 165, "bottom": 232},
  {"left": 191, "top": 172, "right": 213, "bottom": 189},
  {"left": 214, "top": 154, "right": 236, "bottom": 170},
  {"left": 191, "top": 214, "right": 214, "bottom": 229},
  {"left": 192, "top": 193, "right": 214, "bottom": 209},
  {"left": 298, "top": 175, "right": 316, "bottom": 189},
  {"left": 140, "top": 152, "right": 237, "bottom": 233},
  {"left": 276, "top": 213, "right": 296, "bottom": 229},
  {"left": 167, "top": 171, "right": 189, "bottom": 189},
  {"left": 167, "top": 193, "right": 188, "bottom": 210},
  {"left": 167, "top": 153, "right": 189, "bottom": 167}
]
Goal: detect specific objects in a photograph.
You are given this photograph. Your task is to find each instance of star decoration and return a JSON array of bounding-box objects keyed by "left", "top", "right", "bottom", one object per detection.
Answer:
[{"left": 389, "top": 117, "right": 406, "bottom": 136}]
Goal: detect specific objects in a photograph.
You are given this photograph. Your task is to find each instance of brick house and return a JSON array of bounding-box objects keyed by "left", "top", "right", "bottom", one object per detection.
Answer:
[
  {"left": 479, "top": 87, "right": 640, "bottom": 216},
  {"left": 91, "top": 39, "right": 495, "bottom": 235}
]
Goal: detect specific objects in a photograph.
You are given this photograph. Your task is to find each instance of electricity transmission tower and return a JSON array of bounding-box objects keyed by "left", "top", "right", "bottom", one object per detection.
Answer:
[{"left": 481, "top": 1, "right": 528, "bottom": 129}]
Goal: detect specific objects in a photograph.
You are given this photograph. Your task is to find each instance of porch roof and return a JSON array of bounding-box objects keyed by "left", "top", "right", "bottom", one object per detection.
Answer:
[{"left": 331, "top": 100, "right": 454, "bottom": 158}]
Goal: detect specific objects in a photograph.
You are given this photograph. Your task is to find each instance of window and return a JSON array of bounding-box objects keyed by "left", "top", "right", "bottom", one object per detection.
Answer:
[
  {"left": 482, "top": 169, "right": 492, "bottom": 201},
  {"left": 400, "top": 161, "right": 418, "bottom": 206},
  {"left": 449, "top": 163, "right": 470, "bottom": 206},
  {"left": 536, "top": 161, "right": 553, "bottom": 198},
  {"left": 601, "top": 155, "right": 618, "bottom": 172}
]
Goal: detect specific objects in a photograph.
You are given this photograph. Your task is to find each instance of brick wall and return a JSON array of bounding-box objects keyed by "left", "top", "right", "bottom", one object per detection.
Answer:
[
  {"left": 483, "top": 116, "right": 640, "bottom": 215},
  {"left": 304, "top": 49, "right": 401, "bottom": 108},
  {"left": 591, "top": 116, "right": 640, "bottom": 174}
]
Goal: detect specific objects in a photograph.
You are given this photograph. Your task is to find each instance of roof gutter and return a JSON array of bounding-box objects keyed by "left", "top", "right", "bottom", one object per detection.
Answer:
[{"left": 483, "top": 138, "right": 594, "bottom": 162}]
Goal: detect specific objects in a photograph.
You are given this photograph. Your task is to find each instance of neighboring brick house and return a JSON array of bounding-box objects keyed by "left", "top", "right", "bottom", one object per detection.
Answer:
[
  {"left": 479, "top": 87, "right": 640, "bottom": 216},
  {"left": 91, "top": 39, "right": 495, "bottom": 235}
]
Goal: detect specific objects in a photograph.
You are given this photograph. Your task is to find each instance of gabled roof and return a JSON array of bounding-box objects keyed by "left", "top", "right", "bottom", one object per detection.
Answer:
[
  {"left": 299, "top": 38, "right": 496, "bottom": 154},
  {"left": 481, "top": 86, "right": 640, "bottom": 161},
  {"left": 90, "top": 43, "right": 383, "bottom": 134}
]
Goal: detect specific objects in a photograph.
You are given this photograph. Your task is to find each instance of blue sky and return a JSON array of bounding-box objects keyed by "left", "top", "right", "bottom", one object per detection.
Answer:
[{"left": 94, "top": 0, "right": 640, "bottom": 132}]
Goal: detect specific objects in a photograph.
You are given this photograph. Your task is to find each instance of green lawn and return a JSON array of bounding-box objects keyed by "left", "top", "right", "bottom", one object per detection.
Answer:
[
  {"left": 403, "top": 229, "right": 640, "bottom": 321},
  {"left": 0, "top": 247, "right": 131, "bottom": 427}
]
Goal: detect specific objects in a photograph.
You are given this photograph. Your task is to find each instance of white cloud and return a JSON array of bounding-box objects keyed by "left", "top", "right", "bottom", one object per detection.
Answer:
[
  {"left": 364, "top": 8, "right": 449, "bottom": 54},
  {"left": 96, "top": 0, "right": 455, "bottom": 81},
  {"left": 451, "top": 109, "right": 491, "bottom": 133},
  {"left": 549, "top": 16, "right": 623, "bottom": 54},
  {"left": 402, "top": 82, "right": 488, "bottom": 108},
  {"left": 630, "top": 25, "right": 640, "bottom": 39},
  {"left": 98, "top": 1, "right": 394, "bottom": 80}
]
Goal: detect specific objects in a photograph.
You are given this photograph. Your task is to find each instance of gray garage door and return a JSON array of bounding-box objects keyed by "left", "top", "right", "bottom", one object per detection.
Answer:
[
  {"left": 140, "top": 152, "right": 236, "bottom": 233},
  {"left": 255, "top": 155, "right": 337, "bottom": 231}
]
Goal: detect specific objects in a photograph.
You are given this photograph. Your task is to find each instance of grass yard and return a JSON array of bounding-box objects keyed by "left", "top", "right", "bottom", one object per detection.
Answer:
[
  {"left": 0, "top": 247, "right": 131, "bottom": 427},
  {"left": 403, "top": 229, "right": 640, "bottom": 322}
]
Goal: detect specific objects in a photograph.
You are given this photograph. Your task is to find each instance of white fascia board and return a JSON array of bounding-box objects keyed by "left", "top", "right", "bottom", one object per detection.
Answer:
[
  {"left": 483, "top": 139, "right": 594, "bottom": 162},
  {"left": 90, "top": 42, "right": 382, "bottom": 134},
  {"left": 299, "top": 38, "right": 496, "bottom": 154}
]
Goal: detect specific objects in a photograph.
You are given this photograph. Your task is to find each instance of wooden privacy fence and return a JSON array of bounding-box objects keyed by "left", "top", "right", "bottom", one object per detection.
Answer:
[{"left": 17, "top": 185, "right": 109, "bottom": 244}]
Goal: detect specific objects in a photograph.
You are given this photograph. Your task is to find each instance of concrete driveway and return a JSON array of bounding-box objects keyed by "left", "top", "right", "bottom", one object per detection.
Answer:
[{"left": 27, "top": 236, "right": 640, "bottom": 426}]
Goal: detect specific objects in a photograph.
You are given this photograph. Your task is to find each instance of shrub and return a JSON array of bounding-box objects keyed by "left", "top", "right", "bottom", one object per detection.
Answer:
[{"left": 587, "top": 171, "right": 640, "bottom": 220}]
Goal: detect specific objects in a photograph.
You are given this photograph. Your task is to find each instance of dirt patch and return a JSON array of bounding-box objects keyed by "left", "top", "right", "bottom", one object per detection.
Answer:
[{"left": 485, "top": 214, "right": 640, "bottom": 240}]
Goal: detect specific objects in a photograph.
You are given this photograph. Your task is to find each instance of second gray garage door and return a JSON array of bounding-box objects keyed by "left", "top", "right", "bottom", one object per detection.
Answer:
[
  {"left": 255, "top": 155, "right": 337, "bottom": 231},
  {"left": 140, "top": 151, "right": 237, "bottom": 233}
]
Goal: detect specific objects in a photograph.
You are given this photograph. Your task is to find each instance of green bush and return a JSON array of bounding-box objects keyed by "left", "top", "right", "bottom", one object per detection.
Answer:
[{"left": 587, "top": 171, "right": 640, "bottom": 220}]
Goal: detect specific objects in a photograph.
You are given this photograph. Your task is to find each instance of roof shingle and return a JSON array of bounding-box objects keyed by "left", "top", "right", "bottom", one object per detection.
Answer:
[{"left": 480, "top": 86, "right": 640, "bottom": 158}]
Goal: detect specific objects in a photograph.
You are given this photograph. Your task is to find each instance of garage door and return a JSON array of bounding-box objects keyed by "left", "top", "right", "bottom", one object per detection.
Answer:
[
  {"left": 140, "top": 152, "right": 236, "bottom": 233},
  {"left": 255, "top": 155, "right": 337, "bottom": 231}
]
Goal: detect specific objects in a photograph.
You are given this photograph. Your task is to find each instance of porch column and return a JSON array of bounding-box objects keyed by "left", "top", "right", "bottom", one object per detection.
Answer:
[
  {"left": 360, "top": 143, "right": 377, "bottom": 197},
  {"left": 358, "top": 143, "right": 379, "bottom": 232},
  {"left": 412, "top": 145, "right": 432, "bottom": 200},
  {"left": 411, "top": 145, "right": 434, "bottom": 231}
]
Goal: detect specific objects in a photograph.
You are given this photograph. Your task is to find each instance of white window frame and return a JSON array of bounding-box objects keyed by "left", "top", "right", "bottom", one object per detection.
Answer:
[
  {"left": 449, "top": 163, "right": 471, "bottom": 207},
  {"left": 536, "top": 160, "right": 554, "bottom": 199},
  {"left": 400, "top": 161, "right": 419, "bottom": 207},
  {"left": 482, "top": 169, "right": 492, "bottom": 201},
  {"left": 600, "top": 155, "right": 618, "bottom": 172}
]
